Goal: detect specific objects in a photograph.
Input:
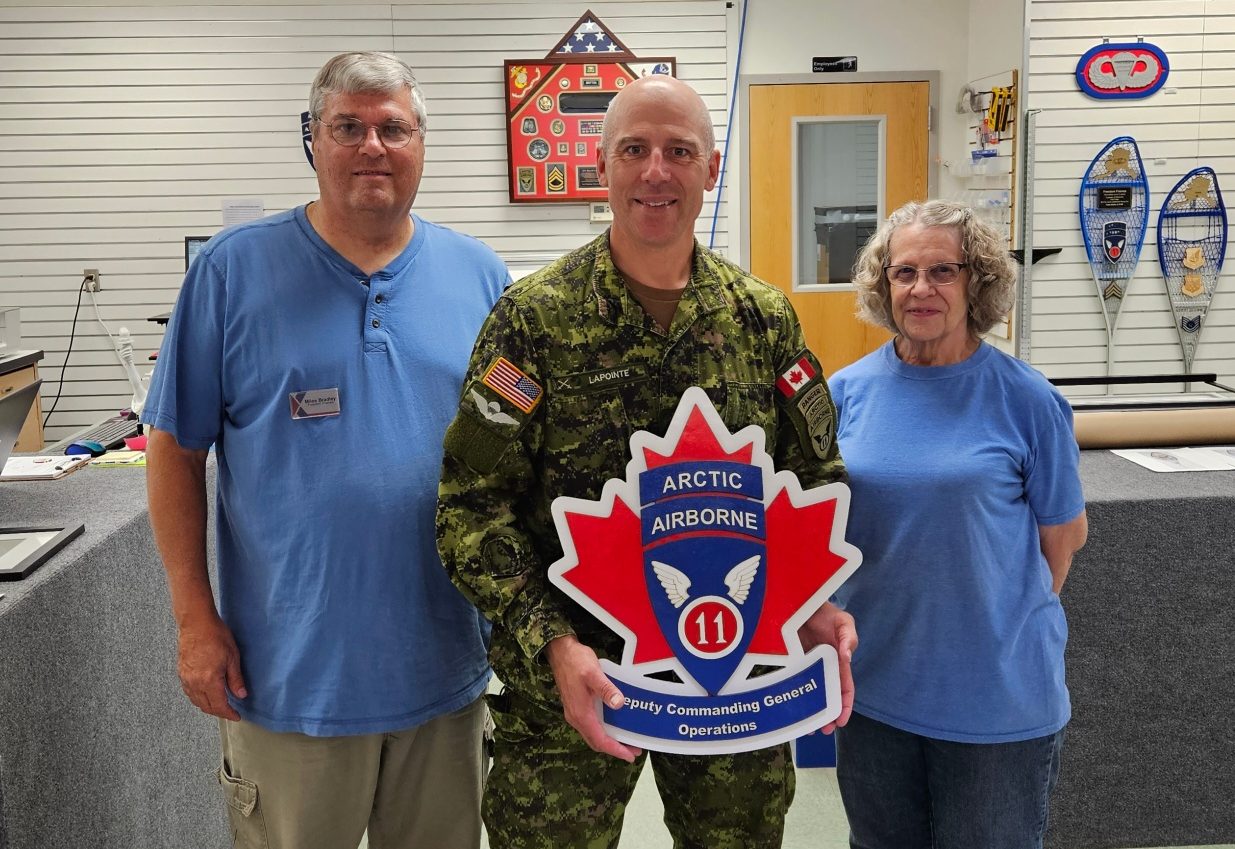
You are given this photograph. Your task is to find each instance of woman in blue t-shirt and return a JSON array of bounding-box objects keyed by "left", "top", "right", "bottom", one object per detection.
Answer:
[{"left": 828, "top": 200, "right": 1088, "bottom": 849}]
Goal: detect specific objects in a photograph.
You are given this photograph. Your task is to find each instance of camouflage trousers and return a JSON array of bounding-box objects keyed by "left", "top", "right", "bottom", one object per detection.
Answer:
[{"left": 483, "top": 690, "right": 795, "bottom": 849}]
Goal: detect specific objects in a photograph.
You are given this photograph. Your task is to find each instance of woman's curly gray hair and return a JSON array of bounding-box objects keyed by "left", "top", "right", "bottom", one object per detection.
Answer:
[{"left": 852, "top": 200, "right": 1016, "bottom": 336}]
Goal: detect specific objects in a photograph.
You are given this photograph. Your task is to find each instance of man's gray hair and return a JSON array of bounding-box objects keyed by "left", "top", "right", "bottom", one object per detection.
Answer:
[{"left": 309, "top": 52, "right": 427, "bottom": 138}]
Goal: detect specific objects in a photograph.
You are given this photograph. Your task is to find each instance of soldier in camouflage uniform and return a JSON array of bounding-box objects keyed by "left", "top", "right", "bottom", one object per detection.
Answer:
[{"left": 437, "top": 75, "right": 857, "bottom": 848}]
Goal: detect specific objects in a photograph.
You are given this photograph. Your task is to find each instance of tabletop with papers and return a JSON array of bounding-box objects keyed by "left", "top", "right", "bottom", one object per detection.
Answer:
[{"left": 0, "top": 454, "right": 90, "bottom": 481}]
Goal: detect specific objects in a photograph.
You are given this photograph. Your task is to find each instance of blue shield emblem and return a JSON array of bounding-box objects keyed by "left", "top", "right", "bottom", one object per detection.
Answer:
[
  {"left": 1104, "top": 221, "right": 1127, "bottom": 262},
  {"left": 640, "top": 461, "right": 766, "bottom": 694}
]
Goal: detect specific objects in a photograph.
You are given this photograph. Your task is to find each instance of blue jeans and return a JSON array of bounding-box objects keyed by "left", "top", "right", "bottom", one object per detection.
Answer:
[{"left": 835, "top": 712, "right": 1065, "bottom": 849}]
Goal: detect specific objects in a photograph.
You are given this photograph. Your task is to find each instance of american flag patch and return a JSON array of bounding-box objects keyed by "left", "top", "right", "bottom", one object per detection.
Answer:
[{"left": 482, "top": 357, "right": 543, "bottom": 413}]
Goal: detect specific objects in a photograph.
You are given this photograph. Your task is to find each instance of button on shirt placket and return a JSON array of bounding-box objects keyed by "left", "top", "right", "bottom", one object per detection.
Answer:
[{"left": 364, "top": 276, "right": 391, "bottom": 353}]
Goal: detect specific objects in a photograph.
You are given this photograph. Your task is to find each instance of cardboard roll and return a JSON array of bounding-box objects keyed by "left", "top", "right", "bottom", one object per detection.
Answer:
[{"left": 1074, "top": 405, "right": 1235, "bottom": 449}]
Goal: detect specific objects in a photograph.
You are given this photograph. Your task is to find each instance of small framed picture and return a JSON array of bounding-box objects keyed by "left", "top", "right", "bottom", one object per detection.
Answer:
[{"left": 0, "top": 524, "right": 85, "bottom": 581}]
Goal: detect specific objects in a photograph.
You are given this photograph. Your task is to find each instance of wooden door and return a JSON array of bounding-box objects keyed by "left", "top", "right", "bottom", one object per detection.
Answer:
[{"left": 749, "top": 82, "right": 930, "bottom": 376}]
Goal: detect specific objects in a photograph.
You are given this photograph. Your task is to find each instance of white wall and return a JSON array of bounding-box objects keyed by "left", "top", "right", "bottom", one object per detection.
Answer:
[
  {"left": 727, "top": 0, "right": 973, "bottom": 259},
  {"left": 16, "top": 0, "right": 1208, "bottom": 443},
  {"left": 1025, "top": 0, "right": 1234, "bottom": 391},
  {"left": 968, "top": 0, "right": 1027, "bottom": 84},
  {"left": 0, "top": 0, "right": 729, "bottom": 443},
  {"left": 729, "top": 0, "right": 1023, "bottom": 349}
]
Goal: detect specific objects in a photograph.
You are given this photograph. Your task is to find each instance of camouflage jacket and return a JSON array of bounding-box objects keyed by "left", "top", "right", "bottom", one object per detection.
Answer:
[{"left": 437, "top": 233, "right": 845, "bottom": 705}]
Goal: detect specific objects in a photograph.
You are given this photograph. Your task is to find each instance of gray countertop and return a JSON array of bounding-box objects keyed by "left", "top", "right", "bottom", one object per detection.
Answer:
[
  {"left": 1079, "top": 449, "right": 1235, "bottom": 503},
  {"left": 0, "top": 461, "right": 225, "bottom": 849},
  {"left": 0, "top": 464, "right": 149, "bottom": 606}
]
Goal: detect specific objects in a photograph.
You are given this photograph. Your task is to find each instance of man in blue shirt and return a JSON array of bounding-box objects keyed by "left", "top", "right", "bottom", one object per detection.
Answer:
[{"left": 144, "top": 52, "right": 508, "bottom": 849}]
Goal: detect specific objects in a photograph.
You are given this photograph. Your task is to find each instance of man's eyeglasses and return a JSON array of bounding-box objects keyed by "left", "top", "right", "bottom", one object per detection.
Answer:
[
  {"left": 315, "top": 117, "right": 421, "bottom": 149},
  {"left": 884, "top": 262, "right": 967, "bottom": 288}
]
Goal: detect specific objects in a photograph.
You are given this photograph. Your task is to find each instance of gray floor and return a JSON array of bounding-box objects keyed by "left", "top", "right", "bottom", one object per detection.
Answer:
[
  {"left": 358, "top": 764, "right": 848, "bottom": 849},
  {"left": 353, "top": 679, "right": 1227, "bottom": 849},
  {"left": 357, "top": 764, "right": 1235, "bottom": 848},
  {"left": 603, "top": 762, "right": 850, "bottom": 849},
  {"left": 471, "top": 764, "right": 1232, "bottom": 849}
]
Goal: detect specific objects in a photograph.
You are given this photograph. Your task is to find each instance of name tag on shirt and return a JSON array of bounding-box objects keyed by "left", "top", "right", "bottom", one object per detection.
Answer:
[{"left": 290, "top": 387, "right": 341, "bottom": 419}]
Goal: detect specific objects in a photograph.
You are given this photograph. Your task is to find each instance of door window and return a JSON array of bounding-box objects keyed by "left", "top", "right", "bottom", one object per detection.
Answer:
[{"left": 793, "top": 118, "right": 884, "bottom": 290}]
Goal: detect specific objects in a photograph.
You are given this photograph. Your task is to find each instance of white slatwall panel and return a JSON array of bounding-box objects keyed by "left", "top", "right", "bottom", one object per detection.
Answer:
[
  {"left": 0, "top": 0, "right": 730, "bottom": 442},
  {"left": 1026, "top": 0, "right": 1235, "bottom": 394}
]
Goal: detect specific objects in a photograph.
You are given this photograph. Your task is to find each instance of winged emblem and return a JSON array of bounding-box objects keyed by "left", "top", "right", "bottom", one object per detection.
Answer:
[
  {"left": 1088, "top": 51, "right": 1160, "bottom": 92},
  {"left": 470, "top": 389, "right": 519, "bottom": 426},
  {"left": 723, "top": 555, "right": 760, "bottom": 604},
  {"left": 650, "top": 555, "right": 761, "bottom": 608},
  {"left": 651, "top": 561, "right": 691, "bottom": 608}
]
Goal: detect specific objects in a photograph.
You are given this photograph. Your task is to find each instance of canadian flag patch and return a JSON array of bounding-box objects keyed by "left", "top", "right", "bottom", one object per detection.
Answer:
[{"left": 776, "top": 357, "right": 816, "bottom": 398}]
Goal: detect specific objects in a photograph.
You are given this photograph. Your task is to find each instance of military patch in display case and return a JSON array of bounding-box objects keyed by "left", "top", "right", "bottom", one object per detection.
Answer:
[{"left": 504, "top": 10, "right": 675, "bottom": 203}]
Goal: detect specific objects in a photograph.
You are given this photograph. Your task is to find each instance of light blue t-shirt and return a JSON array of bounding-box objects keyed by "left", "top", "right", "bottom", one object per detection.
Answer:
[
  {"left": 143, "top": 206, "right": 509, "bottom": 736},
  {"left": 829, "top": 341, "right": 1085, "bottom": 743}
]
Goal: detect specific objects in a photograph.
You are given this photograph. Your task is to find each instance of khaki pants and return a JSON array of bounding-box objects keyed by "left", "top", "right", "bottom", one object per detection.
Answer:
[{"left": 217, "top": 696, "right": 487, "bottom": 849}]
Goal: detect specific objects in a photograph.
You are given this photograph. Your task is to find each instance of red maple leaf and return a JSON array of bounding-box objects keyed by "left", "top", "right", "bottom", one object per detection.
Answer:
[
  {"left": 642, "top": 405, "right": 751, "bottom": 468},
  {"left": 554, "top": 397, "right": 848, "bottom": 666},
  {"left": 556, "top": 496, "right": 674, "bottom": 664},
  {"left": 788, "top": 369, "right": 804, "bottom": 385},
  {"left": 749, "top": 492, "right": 846, "bottom": 655}
]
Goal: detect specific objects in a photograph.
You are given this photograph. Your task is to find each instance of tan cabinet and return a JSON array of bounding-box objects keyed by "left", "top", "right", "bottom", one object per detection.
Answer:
[{"left": 1, "top": 359, "right": 45, "bottom": 452}]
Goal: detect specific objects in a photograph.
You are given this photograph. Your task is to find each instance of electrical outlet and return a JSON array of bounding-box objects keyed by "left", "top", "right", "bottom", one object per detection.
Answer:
[{"left": 83, "top": 268, "right": 101, "bottom": 292}]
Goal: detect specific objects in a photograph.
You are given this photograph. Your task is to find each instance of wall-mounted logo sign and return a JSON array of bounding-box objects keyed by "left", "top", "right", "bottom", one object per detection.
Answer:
[
  {"left": 1076, "top": 42, "right": 1169, "bottom": 99},
  {"left": 548, "top": 387, "right": 861, "bottom": 754},
  {"left": 504, "top": 10, "right": 675, "bottom": 203}
]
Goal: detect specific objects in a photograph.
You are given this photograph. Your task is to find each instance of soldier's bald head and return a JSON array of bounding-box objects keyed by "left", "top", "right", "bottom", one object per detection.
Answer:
[{"left": 601, "top": 76, "right": 714, "bottom": 155}]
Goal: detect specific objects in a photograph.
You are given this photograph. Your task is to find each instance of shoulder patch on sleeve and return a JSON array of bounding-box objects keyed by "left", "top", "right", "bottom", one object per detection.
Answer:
[
  {"left": 482, "top": 356, "right": 543, "bottom": 414},
  {"left": 792, "top": 383, "right": 835, "bottom": 458},
  {"left": 443, "top": 411, "right": 512, "bottom": 474},
  {"left": 776, "top": 349, "right": 835, "bottom": 459},
  {"left": 775, "top": 350, "right": 820, "bottom": 399},
  {"left": 444, "top": 357, "right": 542, "bottom": 474}
]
